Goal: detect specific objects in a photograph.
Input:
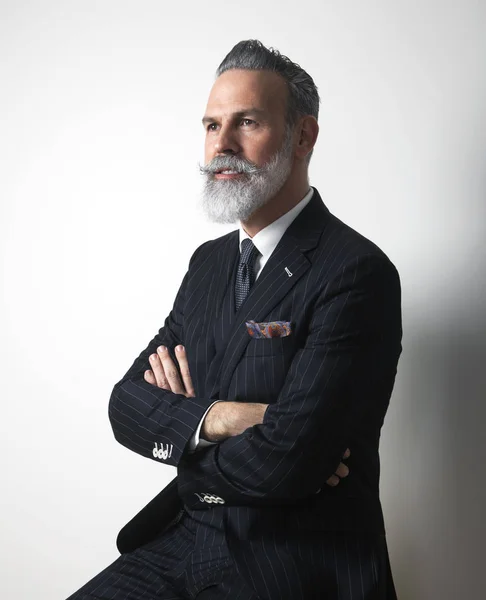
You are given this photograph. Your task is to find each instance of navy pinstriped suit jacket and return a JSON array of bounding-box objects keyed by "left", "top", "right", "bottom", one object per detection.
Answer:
[{"left": 109, "top": 187, "right": 402, "bottom": 596}]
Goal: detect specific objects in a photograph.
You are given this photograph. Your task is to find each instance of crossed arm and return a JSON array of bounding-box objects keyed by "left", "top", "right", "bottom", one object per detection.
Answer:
[
  {"left": 143, "top": 343, "right": 351, "bottom": 488},
  {"left": 110, "top": 248, "right": 400, "bottom": 506}
]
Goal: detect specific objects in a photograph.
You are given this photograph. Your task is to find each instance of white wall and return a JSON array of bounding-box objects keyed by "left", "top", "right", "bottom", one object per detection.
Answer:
[{"left": 1, "top": 1, "right": 485, "bottom": 598}]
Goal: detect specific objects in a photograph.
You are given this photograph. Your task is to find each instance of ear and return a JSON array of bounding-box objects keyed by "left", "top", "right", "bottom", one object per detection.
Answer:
[{"left": 294, "top": 116, "right": 319, "bottom": 161}]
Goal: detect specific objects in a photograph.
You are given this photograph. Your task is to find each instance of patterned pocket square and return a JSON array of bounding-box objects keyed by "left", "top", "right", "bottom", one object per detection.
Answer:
[{"left": 245, "top": 320, "right": 292, "bottom": 339}]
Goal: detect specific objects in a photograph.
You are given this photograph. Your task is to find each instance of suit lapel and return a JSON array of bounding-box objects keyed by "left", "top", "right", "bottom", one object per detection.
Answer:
[
  {"left": 210, "top": 231, "right": 240, "bottom": 353},
  {"left": 203, "top": 230, "right": 239, "bottom": 398},
  {"left": 217, "top": 187, "right": 331, "bottom": 398}
]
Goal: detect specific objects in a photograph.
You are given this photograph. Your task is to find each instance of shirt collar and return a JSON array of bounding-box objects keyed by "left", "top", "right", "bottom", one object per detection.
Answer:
[{"left": 238, "top": 187, "right": 314, "bottom": 259}]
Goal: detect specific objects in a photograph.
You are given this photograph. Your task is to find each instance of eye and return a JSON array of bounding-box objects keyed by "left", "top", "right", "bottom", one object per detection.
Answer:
[
  {"left": 241, "top": 118, "right": 255, "bottom": 126},
  {"left": 206, "top": 123, "right": 218, "bottom": 132}
]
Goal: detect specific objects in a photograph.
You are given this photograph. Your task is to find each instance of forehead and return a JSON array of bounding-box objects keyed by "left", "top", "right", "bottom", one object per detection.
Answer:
[{"left": 205, "top": 69, "right": 288, "bottom": 118}]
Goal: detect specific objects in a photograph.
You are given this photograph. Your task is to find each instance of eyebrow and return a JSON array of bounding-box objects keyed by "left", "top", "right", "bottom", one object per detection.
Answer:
[{"left": 201, "top": 108, "right": 267, "bottom": 125}]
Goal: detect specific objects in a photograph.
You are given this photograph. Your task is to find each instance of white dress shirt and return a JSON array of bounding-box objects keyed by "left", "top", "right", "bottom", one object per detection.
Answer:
[{"left": 188, "top": 186, "right": 315, "bottom": 452}]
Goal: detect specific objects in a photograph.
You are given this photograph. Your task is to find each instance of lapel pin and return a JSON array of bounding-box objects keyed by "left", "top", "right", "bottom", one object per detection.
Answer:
[{"left": 285, "top": 267, "right": 293, "bottom": 277}]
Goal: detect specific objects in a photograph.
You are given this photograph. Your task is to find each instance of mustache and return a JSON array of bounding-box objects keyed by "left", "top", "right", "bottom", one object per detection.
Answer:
[{"left": 199, "top": 155, "right": 264, "bottom": 176}]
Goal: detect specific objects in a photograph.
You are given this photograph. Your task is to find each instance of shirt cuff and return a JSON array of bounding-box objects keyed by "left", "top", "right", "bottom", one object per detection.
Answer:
[{"left": 187, "top": 400, "right": 222, "bottom": 452}]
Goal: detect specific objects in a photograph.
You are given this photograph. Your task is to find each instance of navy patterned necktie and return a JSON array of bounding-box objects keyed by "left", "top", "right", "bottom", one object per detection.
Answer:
[{"left": 235, "top": 238, "right": 259, "bottom": 312}]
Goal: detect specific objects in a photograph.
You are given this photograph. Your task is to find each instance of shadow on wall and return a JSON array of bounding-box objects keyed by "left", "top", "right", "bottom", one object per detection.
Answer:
[{"left": 390, "top": 227, "right": 486, "bottom": 598}]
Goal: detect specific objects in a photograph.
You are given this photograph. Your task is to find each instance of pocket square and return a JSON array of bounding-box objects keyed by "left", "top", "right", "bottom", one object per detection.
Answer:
[{"left": 245, "top": 320, "right": 292, "bottom": 339}]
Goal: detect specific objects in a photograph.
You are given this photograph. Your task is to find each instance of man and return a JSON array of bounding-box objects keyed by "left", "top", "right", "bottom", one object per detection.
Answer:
[{"left": 67, "top": 39, "right": 402, "bottom": 599}]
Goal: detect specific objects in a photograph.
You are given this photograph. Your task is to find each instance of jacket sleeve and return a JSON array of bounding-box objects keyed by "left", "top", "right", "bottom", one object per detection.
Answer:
[
  {"left": 108, "top": 241, "right": 216, "bottom": 468},
  {"left": 177, "top": 253, "right": 403, "bottom": 506}
]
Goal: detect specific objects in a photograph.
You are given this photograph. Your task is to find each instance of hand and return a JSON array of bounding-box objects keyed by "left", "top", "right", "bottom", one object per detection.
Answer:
[
  {"left": 326, "top": 447, "right": 351, "bottom": 487},
  {"left": 143, "top": 344, "right": 195, "bottom": 398},
  {"left": 201, "top": 401, "right": 268, "bottom": 442}
]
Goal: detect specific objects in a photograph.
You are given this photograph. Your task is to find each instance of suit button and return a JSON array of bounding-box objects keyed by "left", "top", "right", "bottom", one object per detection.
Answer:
[{"left": 198, "top": 493, "right": 226, "bottom": 504}]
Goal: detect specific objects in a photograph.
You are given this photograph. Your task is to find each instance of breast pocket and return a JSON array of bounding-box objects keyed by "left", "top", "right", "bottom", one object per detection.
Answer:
[
  {"left": 231, "top": 336, "right": 297, "bottom": 402},
  {"left": 244, "top": 334, "right": 296, "bottom": 357}
]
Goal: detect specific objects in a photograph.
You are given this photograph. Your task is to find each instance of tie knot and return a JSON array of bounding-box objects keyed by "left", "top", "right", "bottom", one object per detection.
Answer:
[{"left": 240, "top": 238, "right": 258, "bottom": 265}]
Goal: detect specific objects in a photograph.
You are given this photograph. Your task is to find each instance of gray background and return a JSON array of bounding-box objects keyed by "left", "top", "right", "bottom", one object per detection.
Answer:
[{"left": 1, "top": 1, "right": 485, "bottom": 598}]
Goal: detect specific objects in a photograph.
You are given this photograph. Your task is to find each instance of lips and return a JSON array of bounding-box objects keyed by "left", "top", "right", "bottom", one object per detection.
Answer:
[{"left": 213, "top": 169, "right": 246, "bottom": 180}]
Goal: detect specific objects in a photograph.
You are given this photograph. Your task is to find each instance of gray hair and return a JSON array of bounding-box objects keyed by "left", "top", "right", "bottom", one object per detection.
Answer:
[{"left": 216, "top": 39, "right": 320, "bottom": 164}]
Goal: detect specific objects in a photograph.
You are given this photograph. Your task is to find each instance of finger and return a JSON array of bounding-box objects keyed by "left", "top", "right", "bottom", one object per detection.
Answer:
[
  {"left": 335, "top": 462, "right": 349, "bottom": 478},
  {"left": 149, "top": 353, "right": 171, "bottom": 390},
  {"left": 175, "top": 345, "right": 195, "bottom": 397},
  {"left": 326, "top": 474, "right": 340, "bottom": 487},
  {"left": 144, "top": 369, "right": 157, "bottom": 385},
  {"left": 343, "top": 447, "right": 351, "bottom": 459},
  {"left": 156, "top": 345, "right": 185, "bottom": 395}
]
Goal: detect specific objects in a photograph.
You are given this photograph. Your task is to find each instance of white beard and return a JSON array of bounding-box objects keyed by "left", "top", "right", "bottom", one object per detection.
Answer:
[{"left": 198, "top": 130, "right": 294, "bottom": 224}]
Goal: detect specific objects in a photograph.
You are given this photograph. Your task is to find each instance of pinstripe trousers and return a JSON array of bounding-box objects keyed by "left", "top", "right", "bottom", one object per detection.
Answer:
[
  {"left": 66, "top": 508, "right": 396, "bottom": 599},
  {"left": 66, "top": 508, "right": 259, "bottom": 600}
]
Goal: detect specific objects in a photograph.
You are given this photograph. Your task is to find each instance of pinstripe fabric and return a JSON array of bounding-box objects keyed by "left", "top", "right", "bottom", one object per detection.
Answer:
[
  {"left": 100, "top": 187, "right": 402, "bottom": 599},
  {"left": 66, "top": 509, "right": 260, "bottom": 599}
]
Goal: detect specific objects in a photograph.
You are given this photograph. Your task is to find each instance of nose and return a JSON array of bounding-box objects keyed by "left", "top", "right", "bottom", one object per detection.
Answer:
[{"left": 213, "top": 123, "right": 241, "bottom": 156}]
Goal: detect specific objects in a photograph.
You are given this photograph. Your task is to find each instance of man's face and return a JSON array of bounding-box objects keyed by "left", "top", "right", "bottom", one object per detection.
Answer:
[{"left": 199, "top": 69, "right": 295, "bottom": 224}]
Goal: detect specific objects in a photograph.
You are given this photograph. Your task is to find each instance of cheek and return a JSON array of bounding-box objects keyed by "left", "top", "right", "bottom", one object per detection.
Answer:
[
  {"left": 204, "top": 139, "right": 211, "bottom": 164},
  {"left": 247, "top": 135, "right": 281, "bottom": 165}
]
